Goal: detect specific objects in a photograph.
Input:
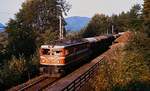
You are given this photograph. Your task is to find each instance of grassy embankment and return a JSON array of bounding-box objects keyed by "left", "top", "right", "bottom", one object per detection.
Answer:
[{"left": 81, "top": 31, "right": 150, "bottom": 91}]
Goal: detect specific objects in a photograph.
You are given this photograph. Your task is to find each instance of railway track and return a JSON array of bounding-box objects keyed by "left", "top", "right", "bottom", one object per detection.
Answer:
[{"left": 9, "top": 74, "right": 58, "bottom": 91}]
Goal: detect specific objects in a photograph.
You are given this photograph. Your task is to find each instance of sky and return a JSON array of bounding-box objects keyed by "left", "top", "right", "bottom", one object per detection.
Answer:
[{"left": 0, "top": 0, "right": 143, "bottom": 24}]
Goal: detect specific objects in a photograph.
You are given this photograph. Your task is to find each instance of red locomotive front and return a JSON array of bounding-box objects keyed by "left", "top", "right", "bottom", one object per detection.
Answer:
[
  {"left": 40, "top": 45, "right": 68, "bottom": 66},
  {"left": 39, "top": 40, "right": 90, "bottom": 77}
]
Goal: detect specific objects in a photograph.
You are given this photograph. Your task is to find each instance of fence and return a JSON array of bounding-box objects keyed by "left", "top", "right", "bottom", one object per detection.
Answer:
[{"left": 62, "top": 57, "right": 104, "bottom": 91}]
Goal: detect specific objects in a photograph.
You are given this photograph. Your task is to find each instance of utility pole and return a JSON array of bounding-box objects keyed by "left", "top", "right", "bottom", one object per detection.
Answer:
[
  {"left": 111, "top": 25, "right": 114, "bottom": 34},
  {"left": 111, "top": 16, "right": 114, "bottom": 34},
  {"left": 59, "top": 16, "right": 63, "bottom": 40},
  {"left": 107, "top": 29, "right": 109, "bottom": 34}
]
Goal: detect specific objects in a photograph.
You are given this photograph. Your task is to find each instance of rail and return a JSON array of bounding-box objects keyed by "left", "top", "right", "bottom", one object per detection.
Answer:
[
  {"left": 62, "top": 57, "right": 103, "bottom": 91},
  {"left": 8, "top": 74, "right": 57, "bottom": 91}
]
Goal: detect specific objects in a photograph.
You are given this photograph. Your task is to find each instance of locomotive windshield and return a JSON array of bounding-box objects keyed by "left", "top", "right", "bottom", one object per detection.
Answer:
[
  {"left": 52, "top": 49, "right": 63, "bottom": 56},
  {"left": 41, "top": 49, "right": 50, "bottom": 55},
  {"left": 41, "top": 48, "right": 63, "bottom": 56}
]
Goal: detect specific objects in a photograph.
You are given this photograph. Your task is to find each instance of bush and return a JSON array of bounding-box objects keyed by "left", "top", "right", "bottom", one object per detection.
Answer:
[
  {"left": 0, "top": 56, "right": 27, "bottom": 90},
  {"left": 0, "top": 52, "right": 40, "bottom": 90}
]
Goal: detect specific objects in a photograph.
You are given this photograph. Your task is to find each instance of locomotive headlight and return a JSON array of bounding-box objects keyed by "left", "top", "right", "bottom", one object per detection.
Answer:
[
  {"left": 40, "top": 59, "right": 46, "bottom": 63},
  {"left": 57, "top": 60, "right": 60, "bottom": 64},
  {"left": 53, "top": 56, "right": 59, "bottom": 63},
  {"left": 40, "top": 56, "right": 47, "bottom": 63},
  {"left": 55, "top": 58, "right": 60, "bottom": 64},
  {"left": 41, "top": 59, "right": 46, "bottom": 63}
]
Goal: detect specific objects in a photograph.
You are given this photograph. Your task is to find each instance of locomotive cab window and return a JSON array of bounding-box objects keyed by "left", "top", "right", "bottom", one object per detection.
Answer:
[
  {"left": 41, "top": 49, "right": 50, "bottom": 55},
  {"left": 53, "top": 50, "right": 63, "bottom": 56}
]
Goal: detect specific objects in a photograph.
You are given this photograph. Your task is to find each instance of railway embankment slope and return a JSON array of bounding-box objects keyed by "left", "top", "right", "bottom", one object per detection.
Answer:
[{"left": 80, "top": 31, "right": 150, "bottom": 91}]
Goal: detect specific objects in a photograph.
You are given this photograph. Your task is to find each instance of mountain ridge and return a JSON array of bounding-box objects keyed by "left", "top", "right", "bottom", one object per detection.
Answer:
[
  {"left": 0, "top": 23, "right": 5, "bottom": 32},
  {"left": 0, "top": 16, "right": 90, "bottom": 32},
  {"left": 0, "top": 22, "right": 5, "bottom": 27}
]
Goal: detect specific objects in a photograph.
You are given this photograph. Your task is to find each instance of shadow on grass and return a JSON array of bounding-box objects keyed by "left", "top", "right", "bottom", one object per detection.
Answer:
[{"left": 113, "top": 81, "right": 150, "bottom": 91}]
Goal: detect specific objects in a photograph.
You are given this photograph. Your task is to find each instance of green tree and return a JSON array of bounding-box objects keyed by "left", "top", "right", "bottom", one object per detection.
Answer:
[
  {"left": 6, "top": 0, "right": 70, "bottom": 58},
  {"left": 0, "top": 56, "right": 28, "bottom": 89},
  {"left": 82, "top": 14, "right": 109, "bottom": 38},
  {"left": 128, "top": 4, "right": 143, "bottom": 31},
  {"left": 44, "top": 28, "right": 59, "bottom": 44},
  {"left": 117, "top": 12, "right": 130, "bottom": 31},
  {"left": 111, "top": 4, "right": 142, "bottom": 32},
  {"left": 143, "top": 0, "right": 150, "bottom": 36},
  {"left": 125, "top": 32, "right": 150, "bottom": 66},
  {"left": 7, "top": 19, "right": 37, "bottom": 58},
  {"left": 0, "top": 32, "right": 8, "bottom": 63}
]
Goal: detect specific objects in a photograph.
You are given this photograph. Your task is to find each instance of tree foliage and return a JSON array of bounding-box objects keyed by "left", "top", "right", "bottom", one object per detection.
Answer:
[
  {"left": 125, "top": 32, "right": 150, "bottom": 66},
  {"left": 17, "top": 0, "right": 70, "bottom": 33},
  {"left": 0, "top": 56, "right": 27, "bottom": 89},
  {"left": 44, "top": 28, "right": 59, "bottom": 44},
  {"left": 7, "top": 19, "right": 37, "bottom": 58},
  {"left": 0, "top": 32, "right": 8, "bottom": 63},
  {"left": 82, "top": 14, "right": 109, "bottom": 38},
  {"left": 128, "top": 4, "right": 143, "bottom": 30},
  {"left": 0, "top": 53, "right": 40, "bottom": 90},
  {"left": 1, "top": 0, "right": 70, "bottom": 89},
  {"left": 6, "top": 0, "right": 70, "bottom": 58},
  {"left": 111, "top": 4, "right": 142, "bottom": 33},
  {"left": 143, "top": 0, "right": 150, "bottom": 36},
  {"left": 80, "top": 4, "right": 142, "bottom": 38}
]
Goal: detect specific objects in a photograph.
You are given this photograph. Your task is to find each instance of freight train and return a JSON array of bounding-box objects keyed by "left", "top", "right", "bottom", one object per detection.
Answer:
[{"left": 39, "top": 33, "right": 121, "bottom": 77}]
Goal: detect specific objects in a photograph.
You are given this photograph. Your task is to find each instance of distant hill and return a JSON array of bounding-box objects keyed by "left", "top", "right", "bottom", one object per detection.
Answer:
[
  {"left": 0, "top": 23, "right": 5, "bottom": 32},
  {"left": 65, "top": 16, "right": 90, "bottom": 31},
  {"left": 0, "top": 17, "right": 91, "bottom": 32}
]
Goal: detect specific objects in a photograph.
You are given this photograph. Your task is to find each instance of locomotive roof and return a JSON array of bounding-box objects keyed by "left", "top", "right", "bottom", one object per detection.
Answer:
[
  {"left": 41, "top": 34, "right": 114, "bottom": 49},
  {"left": 41, "top": 39, "right": 87, "bottom": 49},
  {"left": 83, "top": 35, "right": 111, "bottom": 43}
]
